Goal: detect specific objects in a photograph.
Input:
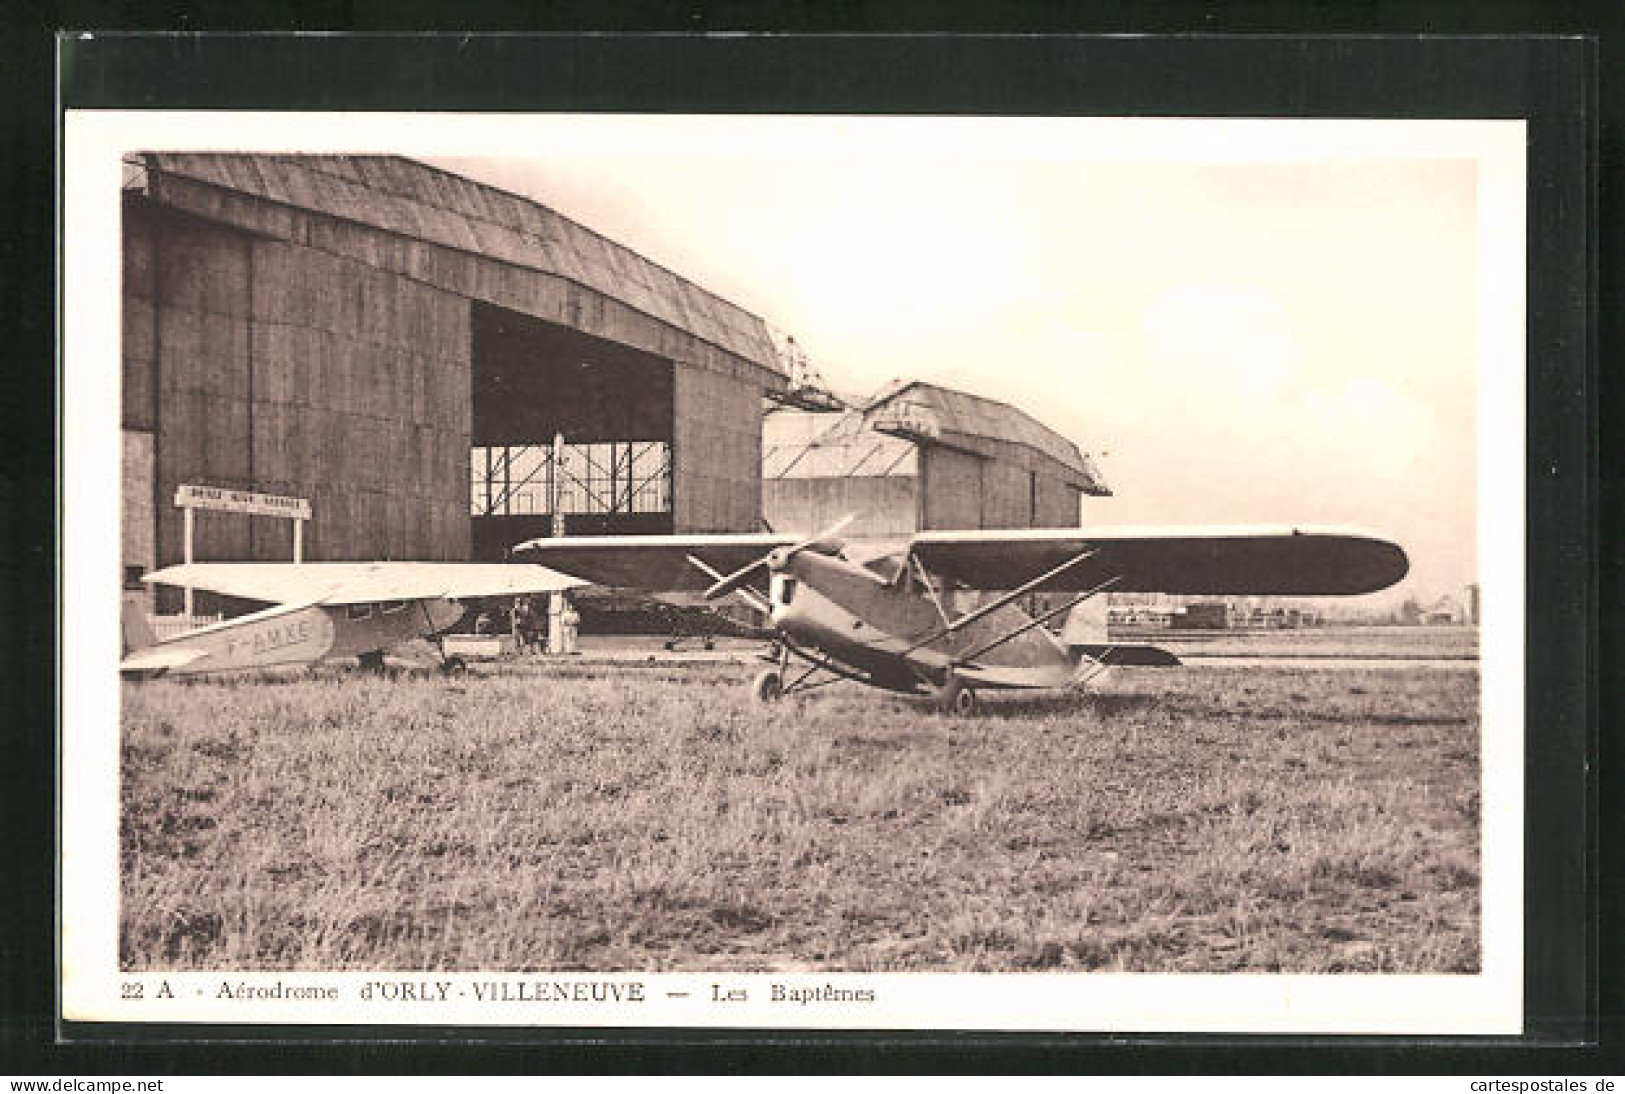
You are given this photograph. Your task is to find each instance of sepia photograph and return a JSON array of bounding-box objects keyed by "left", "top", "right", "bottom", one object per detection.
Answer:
[{"left": 60, "top": 110, "right": 1527, "bottom": 1033}]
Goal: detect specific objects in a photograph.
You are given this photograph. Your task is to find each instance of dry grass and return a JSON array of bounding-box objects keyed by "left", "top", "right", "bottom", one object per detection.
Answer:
[
  {"left": 120, "top": 661, "right": 1480, "bottom": 973},
  {"left": 1148, "top": 624, "right": 1480, "bottom": 660}
]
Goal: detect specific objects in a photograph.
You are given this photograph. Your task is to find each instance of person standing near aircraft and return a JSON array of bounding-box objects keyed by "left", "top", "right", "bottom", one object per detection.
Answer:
[
  {"left": 513, "top": 595, "right": 543, "bottom": 654},
  {"left": 559, "top": 599, "right": 580, "bottom": 655}
]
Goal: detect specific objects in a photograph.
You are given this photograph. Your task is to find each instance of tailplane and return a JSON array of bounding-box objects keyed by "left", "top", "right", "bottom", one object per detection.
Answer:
[
  {"left": 1060, "top": 598, "right": 1181, "bottom": 668},
  {"left": 1071, "top": 643, "right": 1183, "bottom": 667}
]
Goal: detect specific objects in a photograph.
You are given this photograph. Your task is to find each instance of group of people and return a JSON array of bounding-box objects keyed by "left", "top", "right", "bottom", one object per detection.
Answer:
[{"left": 472, "top": 594, "right": 578, "bottom": 654}]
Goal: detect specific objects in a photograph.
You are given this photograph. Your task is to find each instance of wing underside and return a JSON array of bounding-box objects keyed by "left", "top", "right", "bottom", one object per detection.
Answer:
[
  {"left": 513, "top": 533, "right": 800, "bottom": 592},
  {"left": 514, "top": 527, "right": 1404, "bottom": 598},
  {"left": 910, "top": 526, "right": 1407, "bottom": 596}
]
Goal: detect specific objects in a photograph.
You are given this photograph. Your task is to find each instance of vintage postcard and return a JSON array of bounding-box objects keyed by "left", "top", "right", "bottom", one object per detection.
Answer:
[{"left": 61, "top": 111, "right": 1526, "bottom": 1034}]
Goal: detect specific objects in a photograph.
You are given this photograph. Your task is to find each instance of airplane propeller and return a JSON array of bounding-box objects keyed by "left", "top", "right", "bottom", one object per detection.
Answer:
[{"left": 702, "top": 514, "right": 856, "bottom": 601}]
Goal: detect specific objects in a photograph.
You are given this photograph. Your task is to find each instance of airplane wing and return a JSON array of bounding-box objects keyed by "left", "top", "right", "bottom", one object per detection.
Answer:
[
  {"left": 908, "top": 526, "right": 1407, "bottom": 596},
  {"left": 512, "top": 533, "right": 799, "bottom": 591},
  {"left": 144, "top": 561, "right": 583, "bottom": 606}
]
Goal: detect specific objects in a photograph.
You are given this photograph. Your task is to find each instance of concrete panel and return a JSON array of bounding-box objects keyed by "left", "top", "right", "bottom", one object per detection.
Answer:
[
  {"left": 121, "top": 430, "right": 156, "bottom": 609},
  {"left": 153, "top": 216, "right": 251, "bottom": 318},
  {"left": 148, "top": 221, "right": 255, "bottom": 583},
  {"left": 134, "top": 204, "right": 474, "bottom": 571},
  {"left": 921, "top": 447, "right": 983, "bottom": 531},
  {"left": 250, "top": 323, "right": 316, "bottom": 407},
  {"left": 764, "top": 475, "right": 918, "bottom": 538},
  {"left": 201, "top": 394, "right": 251, "bottom": 484},
  {"left": 673, "top": 365, "right": 762, "bottom": 533},
  {"left": 123, "top": 204, "right": 154, "bottom": 299},
  {"left": 1035, "top": 475, "right": 1082, "bottom": 527},
  {"left": 248, "top": 240, "right": 470, "bottom": 561},
  {"left": 979, "top": 459, "right": 1031, "bottom": 529},
  {"left": 123, "top": 211, "right": 158, "bottom": 431},
  {"left": 122, "top": 296, "right": 155, "bottom": 431}
]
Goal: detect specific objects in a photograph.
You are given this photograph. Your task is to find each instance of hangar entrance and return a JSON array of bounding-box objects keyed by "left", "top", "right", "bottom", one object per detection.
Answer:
[{"left": 469, "top": 302, "right": 674, "bottom": 560}]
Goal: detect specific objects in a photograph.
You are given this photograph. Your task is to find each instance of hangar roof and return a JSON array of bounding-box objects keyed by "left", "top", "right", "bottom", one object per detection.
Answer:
[
  {"left": 135, "top": 153, "right": 787, "bottom": 381},
  {"left": 764, "top": 380, "right": 1110, "bottom": 495}
]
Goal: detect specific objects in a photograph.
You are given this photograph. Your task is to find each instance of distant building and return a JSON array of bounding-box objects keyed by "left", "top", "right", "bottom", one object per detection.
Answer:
[
  {"left": 1232, "top": 600, "right": 1321, "bottom": 629},
  {"left": 1422, "top": 594, "right": 1464, "bottom": 625},
  {"left": 1108, "top": 591, "right": 1179, "bottom": 629},
  {"left": 762, "top": 379, "right": 1109, "bottom": 538},
  {"left": 1123, "top": 595, "right": 1323, "bottom": 632},
  {"left": 1177, "top": 601, "right": 1231, "bottom": 630}
]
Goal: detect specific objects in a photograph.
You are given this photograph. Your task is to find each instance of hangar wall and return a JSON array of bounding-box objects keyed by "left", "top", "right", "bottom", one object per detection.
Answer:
[
  {"left": 247, "top": 239, "right": 472, "bottom": 561},
  {"left": 762, "top": 476, "right": 919, "bottom": 537},
  {"left": 977, "top": 457, "right": 1033, "bottom": 529},
  {"left": 125, "top": 208, "right": 253, "bottom": 572},
  {"left": 766, "top": 435, "right": 1085, "bottom": 535},
  {"left": 761, "top": 409, "right": 920, "bottom": 535},
  {"left": 120, "top": 431, "right": 156, "bottom": 612},
  {"left": 1034, "top": 470, "right": 1082, "bottom": 529},
  {"left": 763, "top": 381, "right": 1105, "bottom": 539},
  {"left": 124, "top": 154, "right": 789, "bottom": 586},
  {"left": 918, "top": 447, "right": 983, "bottom": 531},
  {"left": 673, "top": 364, "right": 764, "bottom": 533},
  {"left": 922, "top": 438, "right": 1087, "bottom": 531},
  {"left": 123, "top": 203, "right": 473, "bottom": 598}
]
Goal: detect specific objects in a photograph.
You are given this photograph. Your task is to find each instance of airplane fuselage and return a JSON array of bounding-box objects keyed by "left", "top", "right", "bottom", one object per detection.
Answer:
[
  {"left": 770, "top": 551, "right": 1081, "bottom": 692},
  {"left": 125, "top": 597, "right": 465, "bottom": 676}
]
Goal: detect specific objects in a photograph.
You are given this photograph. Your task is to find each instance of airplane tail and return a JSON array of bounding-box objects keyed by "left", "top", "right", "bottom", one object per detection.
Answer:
[
  {"left": 1060, "top": 597, "right": 1181, "bottom": 668},
  {"left": 121, "top": 598, "right": 158, "bottom": 654}
]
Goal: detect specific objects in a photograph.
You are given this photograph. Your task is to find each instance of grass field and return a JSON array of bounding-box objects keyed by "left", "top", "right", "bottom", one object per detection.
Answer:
[
  {"left": 120, "top": 659, "right": 1480, "bottom": 974},
  {"left": 1126, "top": 624, "right": 1480, "bottom": 660}
]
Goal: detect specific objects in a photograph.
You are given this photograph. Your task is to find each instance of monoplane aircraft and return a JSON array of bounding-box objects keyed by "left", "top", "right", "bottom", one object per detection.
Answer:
[
  {"left": 119, "top": 561, "right": 580, "bottom": 677},
  {"left": 516, "top": 522, "right": 1407, "bottom": 713}
]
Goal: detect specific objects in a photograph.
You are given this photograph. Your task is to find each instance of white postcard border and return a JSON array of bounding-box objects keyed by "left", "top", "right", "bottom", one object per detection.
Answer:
[{"left": 61, "top": 112, "right": 1526, "bottom": 1033}]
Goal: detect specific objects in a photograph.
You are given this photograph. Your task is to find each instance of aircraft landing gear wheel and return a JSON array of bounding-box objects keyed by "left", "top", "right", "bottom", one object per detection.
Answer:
[
  {"left": 358, "top": 651, "right": 387, "bottom": 674},
  {"left": 934, "top": 674, "right": 978, "bottom": 716},
  {"left": 752, "top": 668, "right": 784, "bottom": 704},
  {"left": 440, "top": 655, "right": 467, "bottom": 677}
]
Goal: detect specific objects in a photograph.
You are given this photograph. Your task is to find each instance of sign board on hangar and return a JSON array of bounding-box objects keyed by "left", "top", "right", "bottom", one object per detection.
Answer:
[
  {"left": 174, "top": 484, "right": 312, "bottom": 520},
  {"left": 172, "top": 485, "right": 313, "bottom": 614}
]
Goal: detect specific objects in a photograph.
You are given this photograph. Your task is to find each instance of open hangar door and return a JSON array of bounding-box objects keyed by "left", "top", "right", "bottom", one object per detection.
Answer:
[{"left": 469, "top": 301, "right": 675, "bottom": 561}]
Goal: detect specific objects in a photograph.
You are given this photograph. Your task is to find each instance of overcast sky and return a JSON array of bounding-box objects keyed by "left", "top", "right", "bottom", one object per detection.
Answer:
[{"left": 427, "top": 117, "right": 1499, "bottom": 604}]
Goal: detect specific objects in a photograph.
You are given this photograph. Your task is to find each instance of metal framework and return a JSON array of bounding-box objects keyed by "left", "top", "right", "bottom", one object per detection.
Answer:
[
  {"left": 764, "top": 435, "right": 915, "bottom": 482},
  {"left": 471, "top": 441, "right": 671, "bottom": 518}
]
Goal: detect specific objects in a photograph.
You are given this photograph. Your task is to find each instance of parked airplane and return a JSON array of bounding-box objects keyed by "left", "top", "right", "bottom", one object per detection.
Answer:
[
  {"left": 119, "top": 562, "right": 581, "bottom": 677},
  {"left": 516, "top": 522, "right": 1407, "bottom": 714}
]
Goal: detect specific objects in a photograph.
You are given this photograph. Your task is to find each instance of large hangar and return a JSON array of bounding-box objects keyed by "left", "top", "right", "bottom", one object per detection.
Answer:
[
  {"left": 763, "top": 380, "right": 1111, "bottom": 537},
  {"left": 121, "top": 154, "right": 792, "bottom": 611}
]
